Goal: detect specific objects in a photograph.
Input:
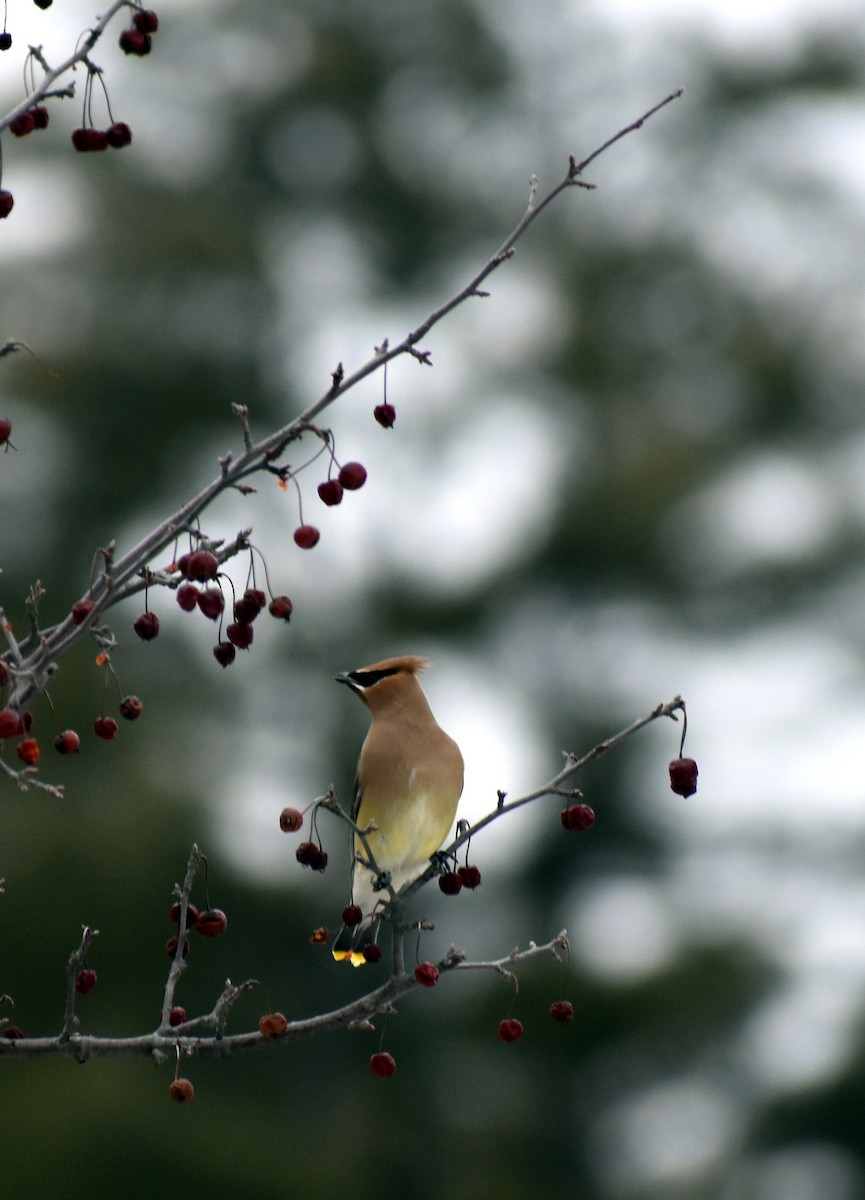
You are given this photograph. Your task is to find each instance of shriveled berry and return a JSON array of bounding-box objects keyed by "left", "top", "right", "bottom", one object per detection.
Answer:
[
  {"left": 268, "top": 595, "right": 293, "bottom": 621},
  {"left": 21, "top": 711, "right": 32, "bottom": 734},
  {"left": 438, "top": 871, "right": 463, "bottom": 896},
  {"left": 194, "top": 908, "right": 228, "bottom": 938},
  {"left": 16, "top": 738, "right": 40, "bottom": 765},
  {"left": 176, "top": 584, "right": 199, "bottom": 612},
  {"left": 184, "top": 550, "right": 219, "bottom": 581},
  {"left": 10, "top": 112, "right": 36, "bottom": 138},
  {"left": 213, "top": 642, "right": 236, "bottom": 668},
  {"left": 259, "top": 1011, "right": 288, "bottom": 1038},
  {"left": 369, "top": 1051, "right": 396, "bottom": 1078},
  {"left": 457, "top": 864, "right": 482, "bottom": 889},
  {"left": 72, "top": 598, "right": 96, "bottom": 625},
  {"left": 317, "top": 480, "right": 343, "bottom": 506},
  {"left": 414, "top": 961, "right": 440, "bottom": 988},
  {"left": 168, "top": 901, "right": 199, "bottom": 928},
  {"left": 373, "top": 403, "right": 396, "bottom": 428},
  {"left": 361, "top": 942, "right": 382, "bottom": 964},
  {"left": 669, "top": 756, "right": 698, "bottom": 797},
  {"left": 0, "top": 709, "right": 23, "bottom": 739},
  {"left": 0, "top": 32, "right": 11, "bottom": 50},
  {"left": 338, "top": 461, "right": 367, "bottom": 490},
  {"left": 549, "top": 1000, "right": 574, "bottom": 1025},
  {"left": 133, "top": 611, "right": 160, "bottom": 641},
  {"left": 341, "top": 903, "right": 362, "bottom": 926},
  {"left": 168, "top": 1006, "right": 187, "bottom": 1027},
  {"left": 119, "top": 695, "right": 143, "bottom": 720},
  {"left": 133, "top": 8, "right": 159, "bottom": 33},
  {"left": 197, "top": 588, "right": 225, "bottom": 620},
  {"left": 226, "top": 622, "right": 253, "bottom": 649},
  {"left": 31, "top": 106, "right": 49, "bottom": 130},
  {"left": 119, "top": 28, "right": 151, "bottom": 56},
  {"left": 279, "top": 807, "right": 303, "bottom": 833},
  {"left": 169, "top": 1078, "right": 194, "bottom": 1103},
  {"left": 498, "top": 1018, "right": 524, "bottom": 1043},
  {"left": 75, "top": 968, "right": 97, "bottom": 995},
  {"left": 560, "top": 804, "right": 595, "bottom": 832},
  {"left": 309, "top": 926, "right": 329, "bottom": 944},
  {"left": 94, "top": 716, "right": 118, "bottom": 740},
  {"left": 54, "top": 729, "right": 81, "bottom": 755},
  {"left": 296, "top": 842, "right": 324, "bottom": 870},
  {"left": 293, "top": 525, "right": 320, "bottom": 549},
  {"left": 106, "top": 122, "right": 132, "bottom": 148},
  {"left": 0, "top": 193, "right": 12, "bottom": 220},
  {"left": 244, "top": 588, "right": 266, "bottom": 610}
]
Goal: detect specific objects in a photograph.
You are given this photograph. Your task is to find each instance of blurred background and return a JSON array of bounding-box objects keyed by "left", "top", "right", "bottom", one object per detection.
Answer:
[{"left": 3, "top": 0, "right": 865, "bottom": 1196}]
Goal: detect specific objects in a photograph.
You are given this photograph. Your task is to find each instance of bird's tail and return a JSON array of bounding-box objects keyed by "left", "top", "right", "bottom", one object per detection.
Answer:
[{"left": 332, "top": 916, "right": 381, "bottom": 967}]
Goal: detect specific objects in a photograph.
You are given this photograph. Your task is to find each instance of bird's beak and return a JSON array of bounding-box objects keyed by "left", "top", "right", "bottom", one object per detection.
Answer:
[{"left": 334, "top": 671, "right": 357, "bottom": 690}]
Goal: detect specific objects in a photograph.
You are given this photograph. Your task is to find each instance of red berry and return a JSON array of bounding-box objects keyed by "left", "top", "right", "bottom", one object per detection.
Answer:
[
  {"left": 10, "top": 112, "right": 36, "bottom": 138},
  {"left": 293, "top": 525, "right": 320, "bottom": 549},
  {"left": 168, "top": 901, "right": 199, "bottom": 928},
  {"left": 133, "top": 611, "right": 160, "bottom": 641},
  {"left": 296, "top": 842, "right": 324, "bottom": 870},
  {"left": 498, "top": 1018, "right": 524, "bottom": 1044},
  {"left": 176, "top": 584, "right": 199, "bottom": 612},
  {"left": 560, "top": 804, "right": 595, "bottom": 832},
  {"left": 119, "top": 695, "right": 143, "bottom": 720},
  {"left": 279, "top": 807, "right": 303, "bottom": 833},
  {"left": 2, "top": 1026, "right": 24, "bottom": 1039},
  {"left": 75, "top": 968, "right": 98, "bottom": 995},
  {"left": 166, "top": 935, "right": 189, "bottom": 960},
  {"left": 168, "top": 1006, "right": 187, "bottom": 1027},
  {"left": 457, "top": 864, "right": 482, "bottom": 889},
  {"left": 373, "top": 403, "right": 396, "bottom": 428},
  {"left": 244, "top": 588, "right": 266, "bottom": 610},
  {"left": 175, "top": 553, "right": 190, "bottom": 576},
  {"left": 0, "top": 417, "right": 11, "bottom": 443},
  {"left": 0, "top": 32, "right": 11, "bottom": 50},
  {"left": 119, "top": 28, "right": 151, "bottom": 56},
  {"left": 0, "top": 193, "right": 12, "bottom": 219},
  {"left": 54, "top": 729, "right": 81, "bottom": 755},
  {"left": 268, "top": 595, "right": 293, "bottom": 621},
  {"left": 338, "top": 462, "right": 367, "bottom": 490},
  {"left": 71, "top": 598, "right": 96, "bottom": 625},
  {"left": 0, "top": 709, "right": 23, "bottom": 739},
  {"left": 369, "top": 1051, "right": 396, "bottom": 1078},
  {"left": 106, "top": 122, "right": 132, "bottom": 149},
  {"left": 197, "top": 588, "right": 225, "bottom": 620},
  {"left": 232, "top": 597, "right": 260, "bottom": 624},
  {"left": 71, "top": 128, "right": 109, "bottom": 152},
  {"left": 213, "top": 642, "right": 236, "bottom": 668},
  {"left": 317, "top": 479, "right": 343, "bottom": 506},
  {"left": 21, "top": 711, "right": 33, "bottom": 734},
  {"left": 226, "top": 622, "right": 253, "bottom": 649},
  {"left": 133, "top": 8, "right": 159, "bottom": 33},
  {"left": 184, "top": 550, "right": 219, "bottom": 581},
  {"left": 169, "top": 1078, "right": 194, "bottom": 1103},
  {"left": 195, "top": 908, "right": 228, "bottom": 938},
  {"left": 669, "top": 756, "right": 698, "bottom": 797},
  {"left": 362, "top": 943, "right": 382, "bottom": 963},
  {"left": 414, "top": 961, "right": 440, "bottom": 988},
  {"left": 259, "top": 1011, "right": 288, "bottom": 1038},
  {"left": 549, "top": 1000, "right": 574, "bottom": 1026},
  {"left": 341, "top": 903, "right": 363, "bottom": 926},
  {"left": 31, "top": 106, "right": 49, "bottom": 130},
  {"left": 94, "top": 716, "right": 118, "bottom": 740},
  {"left": 438, "top": 871, "right": 463, "bottom": 896},
  {"left": 16, "top": 738, "right": 40, "bottom": 765}
]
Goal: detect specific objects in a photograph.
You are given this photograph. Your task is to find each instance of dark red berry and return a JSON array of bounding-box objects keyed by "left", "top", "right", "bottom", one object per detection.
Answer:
[
  {"left": 669, "top": 756, "right": 698, "bottom": 797},
  {"left": 498, "top": 1018, "right": 524, "bottom": 1044},
  {"left": 414, "top": 961, "right": 440, "bottom": 988},
  {"left": 2, "top": 1026, "right": 24, "bottom": 1039},
  {"left": 21, "top": 711, "right": 32, "bottom": 734},
  {"left": 293, "top": 525, "right": 320, "bottom": 549},
  {"left": 0, "top": 417, "right": 11, "bottom": 443},
  {"left": 175, "top": 553, "right": 190, "bottom": 576},
  {"left": 279, "top": 807, "right": 303, "bottom": 833},
  {"left": 184, "top": 550, "right": 219, "bottom": 581},
  {"left": 106, "top": 122, "right": 132, "bottom": 148},
  {"left": 133, "top": 8, "right": 159, "bottom": 33},
  {"left": 369, "top": 1051, "right": 396, "bottom": 1078},
  {"left": 560, "top": 804, "right": 595, "bottom": 832},
  {"left": 549, "top": 1000, "right": 574, "bottom": 1025},
  {"left": 91, "top": 129, "right": 109, "bottom": 151},
  {"left": 268, "top": 595, "right": 293, "bottom": 621},
  {"left": 457, "top": 864, "right": 482, "bottom": 889},
  {"left": 296, "top": 842, "right": 321, "bottom": 869},
  {"left": 438, "top": 871, "right": 463, "bottom": 896},
  {"left": 119, "top": 28, "right": 151, "bottom": 56},
  {"left": 232, "top": 597, "right": 260, "bottom": 624},
  {"left": 54, "top": 729, "right": 81, "bottom": 755},
  {"left": 244, "top": 588, "right": 266, "bottom": 609},
  {"left": 169, "top": 1078, "right": 194, "bottom": 1103},
  {"left": 10, "top": 112, "right": 36, "bottom": 138},
  {"left": 197, "top": 588, "right": 225, "bottom": 620},
  {"left": 94, "top": 716, "right": 118, "bottom": 740},
  {"left": 338, "top": 462, "right": 367, "bottom": 490},
  {"left": 317, "top": 479, "right": 343, "bottom": 506},
  {"left": 16, "top": 738, "right": 40, "bottom": 765},
  {"left": 0, "top": 662, "right": 9, "bottom": 686},
  {"left": 119, "top": 695, "right": 143, "bottom": 721},
  {"left": 259, "top": 1011, "right": 288, "bottom": 1038},
  {"left": 168, "top": 901, "right": 199, "bottom": 928},
  {"left": 0, "top": 709, "right": 23, "bottom": 739},
  {"left": 0, "top": 193, "right": 12, "bottom": 219},
  {"left": 31, "top": 106, "right": 49, "bottom": 130},
  {"left": 33, "top": 0, "right": 53, "bottom": 7},
  {"left": 0, "top": 32, "right": 11, "bottom": 50},
  {"left": 72, "top": 598, "right": 96, "bottom": 625},
  {"left": 166, "top": 935, "right": 189, "bottom": 960},
  {"left": 168, "top": 1006, "right": 187, "bottom": 1027},
  {"left": 362, "top": 942, "right": 382, "bottom": 964},
  {"left": 71, "top": 128, "right": 108, "bottom": 152},
  {"left": 176, "top": 584, "right": 199, "bottom": 612},
  {"left": 373, "top": 403, "right": 396, "bottom": 428},
  {"left": 341, "top": 903, "right": 362, "bottom": 926},
  {"left": 194, "top": 908, "right": 228, "bottom": 938},
  {"left": 75, "top": 968, "right": 97, "bottom": 995},
  {"left": 226, "top": 622, "right": 253, "bottom": 649},
  {"left": 133, "top": 611, "right": 160, "bottom": 641},
  {"left": 213, "top": 642, "right": 236, "bottom": 668}
]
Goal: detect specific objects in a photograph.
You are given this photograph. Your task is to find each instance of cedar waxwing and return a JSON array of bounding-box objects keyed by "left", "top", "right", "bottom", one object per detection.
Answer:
[{"left": 332, "top": 655, "right": 464, "bottom": 965}]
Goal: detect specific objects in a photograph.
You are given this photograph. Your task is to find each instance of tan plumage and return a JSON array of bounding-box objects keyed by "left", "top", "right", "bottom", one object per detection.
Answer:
[{"left": 332, "top": 655, "right": 464, "bottom": 965}]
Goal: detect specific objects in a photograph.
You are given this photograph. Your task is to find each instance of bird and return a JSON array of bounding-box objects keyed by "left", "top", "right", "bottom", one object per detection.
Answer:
[{"left": 332, "top": 655, "right": 464, "bottom": 966}]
